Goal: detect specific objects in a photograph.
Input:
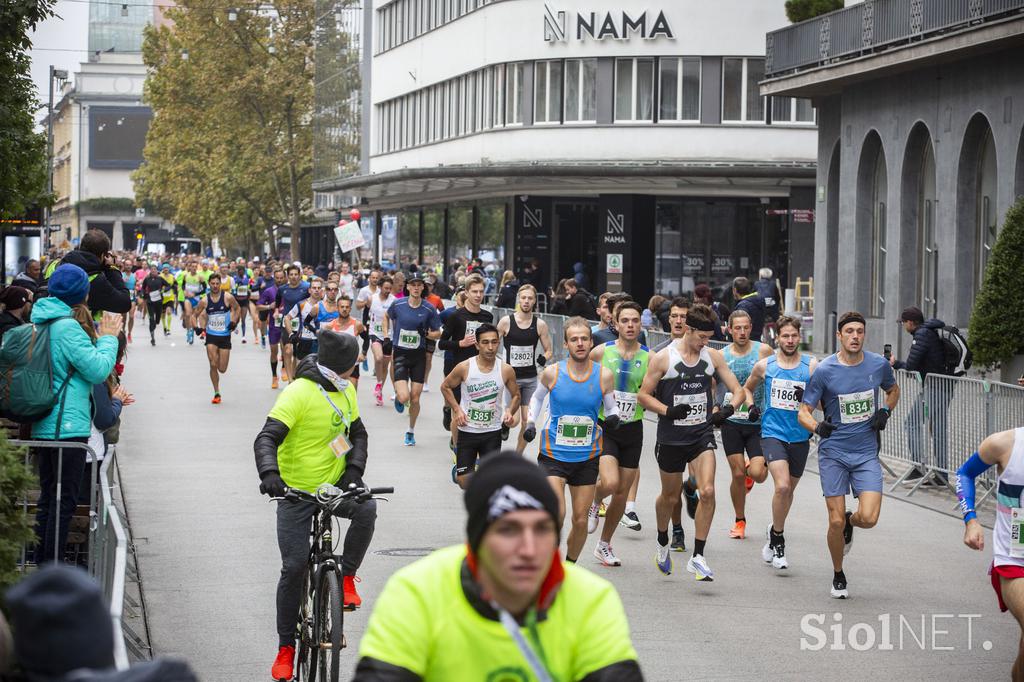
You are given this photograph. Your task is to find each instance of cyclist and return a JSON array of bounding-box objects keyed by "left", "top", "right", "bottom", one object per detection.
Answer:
[
  {"left": 354, "top": 453, "right": 642, "bottom": 681},
  {"left": 255, "top": 329, "right": 377, "bottom": 682},
  {"left": 191, "top": 272, "right": 241, "bottom": 404}
]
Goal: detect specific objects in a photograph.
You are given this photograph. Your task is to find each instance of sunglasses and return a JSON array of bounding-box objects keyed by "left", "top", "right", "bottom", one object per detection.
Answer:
[{"left": 326, "top": 287, "right": 339, "bottom": 291}]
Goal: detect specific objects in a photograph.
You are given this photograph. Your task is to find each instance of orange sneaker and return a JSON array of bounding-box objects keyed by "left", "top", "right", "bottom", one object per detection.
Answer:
[
  {"left": 211, "top": 393, "right": 222, "bottom": 404},
  {"left": 271, "top": 376, "right": 279, "bottom": 390},
  {"left": 271, "top": 644, "right": 294, "bottom": 681},
  {"left": 745, "top": 476, "right": 754, "bottom": 492},
  {"left": 281, "top": 370, "right": 289, "bottom": 382},
  {"left": 343, "top": 574, "right": 362, "bottom": 610},
  {"left": 729, "top": 520, "right": 746, "bottom": 539}
]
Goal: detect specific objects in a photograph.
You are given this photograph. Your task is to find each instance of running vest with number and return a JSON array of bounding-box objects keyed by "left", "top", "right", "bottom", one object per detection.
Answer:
[
  {"left": 599, "top": 342, "right": 648, "bottom": 423},
  {"left": 369, "top": 294, "right": 393, "bottom": 339},
  {"left": 459, "top": 357, "right": 505, "bottom": 434},
  {"left": 655, "top": 345, "right": 715, "bottom": 446},
  {"left": 541, "top": 361, "right": 603, "bottom": 463},
  {"left": 317, "top": 301, "right": 339, "bottom": 325},
  {"left": 994, "top": 429, "right": 1024, "bottom": 568},
  {"left": 762, "top": 354, "right": 812, "bottom": 443},
  {"left": 234, "top": 275, "right": 252, "bottom": 299},
  {"left": 182, "top": 274, "right": 205, "bottom": 298},
  {"left": 503, "top": 315, "right": 540, "bottom": 379},
  {"left": 206, "top": 294, "right": 231, "bottom": 337},
  {"left": 721, "top": 342, "right": 763, "bottom": 423}
]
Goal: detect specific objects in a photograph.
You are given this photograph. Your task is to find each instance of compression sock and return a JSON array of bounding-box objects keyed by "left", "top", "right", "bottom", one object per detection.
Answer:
[
  {"left": 770, "top": 527, "right": 784, "bottom": 547},
  {"left": 241, "top": 319, "right": 247, "bottom": 336},
  {"left": 834, "top": 570, "right": 846, "bottom": 583},
  {"left": 694, "top": 539, "right": 706, "bottom": 557},
  {"left": 657, "top": 530, "right": 669, "bottom": 547},
  {"left": 736, "top": 517, "right": 746, "bottom": 523},
  {"left": 271, "top": 361, "right": 278, "bottom": 377}
]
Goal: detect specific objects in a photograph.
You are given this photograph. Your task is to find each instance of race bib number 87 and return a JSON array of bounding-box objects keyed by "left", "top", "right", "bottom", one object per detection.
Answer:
[{"left": 838, "top": 390, "right": 874, "bottom": 424}]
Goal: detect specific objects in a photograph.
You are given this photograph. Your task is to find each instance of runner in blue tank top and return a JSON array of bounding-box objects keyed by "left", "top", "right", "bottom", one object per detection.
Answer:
[
  {"left": 743, "top": 315, "right": 818, "bottom": 570},
  {"left": 522, "top": 316, "right": 619, "bottom": 564},
  {"left": 192, "top": 272, "right": 241, "bottom": 405}
]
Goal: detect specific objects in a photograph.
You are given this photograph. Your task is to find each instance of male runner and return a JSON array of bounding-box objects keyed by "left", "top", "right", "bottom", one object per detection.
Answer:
[
  {"left": 639, "top": 303, "right": 746, "bottom": 581},
  {"left": 192, "top": 272, "right": 241, "bottom": 403},
  {"left": 384, "top": 274, "right": 441, "bottom": 446},
  {"left": 368, "top": 276, "right": 396, "bottom": 406},
  {"left": 276, "top": 264, "right": 310, "bottom": 381},
  {"left": 496, "top": 284, "right": 552, "bottom": 454},
  {"left": 355, "top": 268, "right": 380, "bottom": 372},
  {"left": 440, "top": 323, "right": 520, "bottom": 488},
  {"left": 159, "top": 264, "right": 177, "bottom": 337},
  {"left": 522, "top": 317, "right": 620, "bottom": 564},
  {"left": 257, "top": 268, "right": 287, "bottom": 388},
  {"left": 957, "top": 428, "right": 1024, "bottom": 681},
  {"left": 141, "top": 264, "right": 164, "bottom": 346},
  {"left": 327, "top": 294, "right": 366, "bottom": 387},
  {"left": 284, "top": 278, "right": 324, "bottom": 363},
  {"left": 438, "top": 274, "right": 493, "bottom": 442},
  {"left": 180, "top": 261, "right": 207, "bottom": 345},
  {"left": 798, "top": 311, "right": 899, "bottom": 598},
  {"left": 587, "top": 301, "right": 648, "bottom": 567},
  {"left": 743, "top": 315, "right": 817, "bottom": 569},
  {"left": 233, "top": 262, "right": 257, "bottom": 343},
  {"left": 718, "top": 310, "right": 772, "bottom": 539}
]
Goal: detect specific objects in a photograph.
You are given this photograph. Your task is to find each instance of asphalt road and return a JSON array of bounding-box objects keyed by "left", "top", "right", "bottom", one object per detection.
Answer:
[{"left": 117, "top": 323, "right": 1017, "bottom": 681}]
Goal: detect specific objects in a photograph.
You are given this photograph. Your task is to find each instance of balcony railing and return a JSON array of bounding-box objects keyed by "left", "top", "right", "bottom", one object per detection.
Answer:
[{"left": 765, "top": 0, "right": 1024, "bottom": 78}]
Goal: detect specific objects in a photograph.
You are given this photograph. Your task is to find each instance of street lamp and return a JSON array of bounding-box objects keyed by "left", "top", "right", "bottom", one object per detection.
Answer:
[{"left": 45, "top": 66, "right": 69, "bottom": 251}]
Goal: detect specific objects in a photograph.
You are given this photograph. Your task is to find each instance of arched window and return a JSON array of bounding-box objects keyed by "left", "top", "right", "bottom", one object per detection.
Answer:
[
  {"left": 976, "top": 128, "right": 998, "bottom": 291},
  {"left": 870, "top": 150, "right": 887, "bottom": 318},
  {"left": 919, "top": 141, "right": 937, "bottom": 318}
]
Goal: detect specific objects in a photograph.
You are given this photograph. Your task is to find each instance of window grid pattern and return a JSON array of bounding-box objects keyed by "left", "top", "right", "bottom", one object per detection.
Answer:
[
  {"left": 377, "top": 0, "right": 498, "bottom": 54},
  {"left": 722, "top": 57, "right": 766, "bottom": 123}
]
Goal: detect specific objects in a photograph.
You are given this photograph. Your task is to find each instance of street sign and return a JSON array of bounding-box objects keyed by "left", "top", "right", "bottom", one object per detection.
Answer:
[
  {"left": 792, "top": 209, "right": 815, "bottom": 223},
  {"left": 135, "top": 208, "right": 146, "bottom": 219},
  {"left": 606, "top": 253, "right": 623, "bottom": 274},
  {"left": 48, "top": 224, "right": 62, "bottom": 232}
]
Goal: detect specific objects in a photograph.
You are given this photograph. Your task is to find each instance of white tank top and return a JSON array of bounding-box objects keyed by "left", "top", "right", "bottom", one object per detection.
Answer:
[
  {"left": 459, "top": 356, "right": 505, "bottom": 434},
  {"left": 994, "top": 428, "right": 1024, "bottom": 567},
  {"left": 369, "top": 294, "right": 394, "bottom": 338}
]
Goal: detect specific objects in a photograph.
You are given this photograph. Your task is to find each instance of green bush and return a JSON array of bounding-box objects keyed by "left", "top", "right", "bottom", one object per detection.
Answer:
[
  {"left": 786, "top": 0, "right": 843, "bottom": 23},
  {"left": 969, "top": 197, "right": 1024, "bottom": 368},
  {"left": 0, "top": 432, "right": 36, "bottom": 593}
]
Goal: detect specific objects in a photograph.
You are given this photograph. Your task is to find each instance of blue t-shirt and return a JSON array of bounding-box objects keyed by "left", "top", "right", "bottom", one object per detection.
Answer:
[
  {"left": 801, "top": 351, "right": 895, "bottom": 461},
  {"left": 278, "top": 282, "right": 310, "bottom": 314},
  {"left": 387, "top": 299, "right": 441, "bottom": 352}
]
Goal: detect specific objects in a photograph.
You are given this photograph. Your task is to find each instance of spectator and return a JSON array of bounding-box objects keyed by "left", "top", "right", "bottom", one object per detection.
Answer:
[
  {"left": 645, "top": 295, "right": 666, "bottom": 330},
  {"left": 563, "top": 279, "right": 598, "bottom": 320},
  {"left": 427, "top": 272, "right": 451, "bottom": 300},
  {"left": 732, "top": 276, "right": 766, "bottom": 341},
  {"left": 693, "top": 283, "right": 728, "bottom": 341},
  {"left": 572, "top": 261, "right": 590, "bottom": 290},
  {"left": 549, "top": 278, "right": 571, "bottom": 316},
  {"left": 82, "top": 333, "right": 132, "bottom": 500},
  {"left": 54, "top": 230, "right": 132, "bottom": 315},
  {"left": 12, "top": 258, "right": 41, "bottom": 293},
  {"left": 754, "top": 267, "right": 783, "bottom": 322},
  {"left": 0, "top": 286, "right": 33, "bottom": 343},
  {"left": 494, "top": 270, "right": 519, "bottom": 308},
  {"left": 30, "top": 264, "right": 121, "bottom": 564},
  {"left": 518, "top": 258, "right": 541, "bottom": 288}
]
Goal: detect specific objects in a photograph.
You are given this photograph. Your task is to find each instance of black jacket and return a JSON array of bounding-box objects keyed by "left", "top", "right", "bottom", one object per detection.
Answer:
[
  {"left": 494, "top": 282, "right": 518, "bottom": 309},
  {"left": 253, "top": 355, "right": 369, "bottom": 481},
  {"left": 895, "top": 318, "right": 947, "bottom": 378},
  {"left": 568, "top": 290, "right": 598, "bottom": 320},
  {"left": 60, "top": 251, "right": 131, "bottom": 314},
  {"left": 0, "top": 310, "right": 26, "bottom": 344},
  {"left": 733, "top": 294, "right": 766, "bottom": 341}
]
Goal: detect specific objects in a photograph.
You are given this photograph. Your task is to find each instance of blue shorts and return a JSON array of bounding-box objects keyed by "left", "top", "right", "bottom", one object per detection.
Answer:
[
  {"left": 187, "top": 297, "right": 202, "bottom": 308},
  {"left": 818, "top": 452, "right": 883, "bottom": 498}
]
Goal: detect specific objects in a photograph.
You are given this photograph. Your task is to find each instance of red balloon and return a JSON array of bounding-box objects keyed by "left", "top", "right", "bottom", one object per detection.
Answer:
[{"left": 349, "top": 208, "right": 361, "bottom": 221}]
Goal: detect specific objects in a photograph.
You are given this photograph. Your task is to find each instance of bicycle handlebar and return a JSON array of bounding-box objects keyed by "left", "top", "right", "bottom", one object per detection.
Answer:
[{"left": 278, "top": 484, "right": 393, "bottom": 505}]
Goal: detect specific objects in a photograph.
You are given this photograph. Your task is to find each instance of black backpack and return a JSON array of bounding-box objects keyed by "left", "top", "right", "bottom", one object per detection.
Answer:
[
  {"left": 936, "top": 325, "right": 972, "bottom": 376},
  {"left": 0, "top": 318, "right": 74, "bottom": 425}
]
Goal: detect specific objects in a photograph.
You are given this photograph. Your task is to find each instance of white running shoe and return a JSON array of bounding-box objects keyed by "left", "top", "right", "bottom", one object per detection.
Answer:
[
  {"left": 655, "top": 543, "right": 672, "bottom": 575},
  {"left": 772, "top": 544, "right": 789, "bottom": 570},
  {"left": 761, "top": 525, "right": 774, "bottom": 563},
  {"left": 831, "top": 575, "right": 849, "bottom": 599},
  {"left": 593, "top": 543, "right": 621, "bottom": 567},
  {"left": 587, "top": 503, "right": 600, "bottom": 534},
  {"left": 686, "top": 554, "right": 714, "bottom": 581}
]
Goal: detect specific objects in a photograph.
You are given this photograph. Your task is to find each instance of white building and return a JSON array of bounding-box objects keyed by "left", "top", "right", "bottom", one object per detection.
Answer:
[{"left": 312, "top": 0, "right": 818, "bottom": 303}]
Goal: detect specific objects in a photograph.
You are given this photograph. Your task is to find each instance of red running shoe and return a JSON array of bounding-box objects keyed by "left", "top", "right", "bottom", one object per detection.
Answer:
[
  {"left": 271, "top": 644, "right": 294, "bottom": 681},
  {"left": 343, "top": 575, "right": 362, "bottom": 610}
]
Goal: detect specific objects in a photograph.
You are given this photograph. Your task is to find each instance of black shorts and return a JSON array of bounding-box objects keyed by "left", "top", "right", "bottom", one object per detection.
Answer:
[
  {"left": 655, "top": 439, "right": 716, "bottom": 474},
  {"left": 393, "top": 350, "right": 427, "bottom": 384},
  {"left": 598, "top": 419, "right": 643, "bottom": 469},
  {"left": 350, "top": 363, "right": 360, "bottom": 378},
  {"left": 294, "top": 339, "right": 316, "bottom": 360},
  {"left": 537, "top": 455, "right": 599, "bottom": 486},
  {"left": 720, "top": 421, "right": 764, "bottom": 459},
  {"left": 426, "top": 339, "right": 437, "bottom": 353},
  {"left": 258, "top": 310, "right": 270, "bottom": 321},
  {"left": 455, "top": 430, "right": 502, "bottom": 476},
  {"left": 205, "top": 334, "right": 231, "bottom": 350},
  {"left": 762, "top": 438, "right": 811, "bottom": 478},
  {"left": 162, "top": 300, "right": 175, "bottom": 310}
]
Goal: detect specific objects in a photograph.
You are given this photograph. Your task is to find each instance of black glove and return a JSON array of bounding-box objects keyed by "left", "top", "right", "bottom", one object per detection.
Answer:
[
  {"left": 664, "top": 403, "right": 692, "bottom": 420},
  {"left": 500, "top": 423, "right": 510, "bottom": 441},
  {"left": 869, "top": 407, "right": 891, "bottom": 432},
  {"left": 793, "top": 385, "right": 805, "bottom": 403},
  {"left": 229, "top": 321, "right": 238, "bottom": 332},
  {"left": 815, "top": 420, "right": 836, "bottom": 439},
  {"left": 339, "top": 466, "right": 365, "bottom": 492},
  {"left": 259, "top": 471, "right": 287, "bottom": 497},
  {"left": 536, "top": 354, "right": 547, "bottom": 367},
  {"left": 603, "top": 414, "right": 621, "bottom": 431},
  {"left": 711, "top": 404, "right": 735, "bottom": 426},
  {"left": 382, "top": 339, "right": 393, "bottom": 356},
  {"left": 523, "top": 423, "right": 537, "bottom": 443},
  {"left": 747, "top": 405, "right": 761, "bottom": 423}
]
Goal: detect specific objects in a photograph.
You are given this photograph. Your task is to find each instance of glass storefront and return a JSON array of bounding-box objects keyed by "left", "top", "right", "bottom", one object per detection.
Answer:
[
  {"left": 380, "top": 214, "right": 398, "bottom": 268},
  {"left": 477, "top": 204, "right": 506, "bottom": 276},
  {"left": 398, "top": 211, "right": 420, "bottom": 270},
  {"left": 447, "top": 207, "right": 473, "bottom": 274},
  {"left": 422, "top": 209, "right": 444, "bottom": 276}
]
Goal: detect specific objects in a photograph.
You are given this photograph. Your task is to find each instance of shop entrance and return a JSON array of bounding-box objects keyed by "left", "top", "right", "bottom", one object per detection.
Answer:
[{"left": 554, "top": 200, "right": 599, "bottom": 292}]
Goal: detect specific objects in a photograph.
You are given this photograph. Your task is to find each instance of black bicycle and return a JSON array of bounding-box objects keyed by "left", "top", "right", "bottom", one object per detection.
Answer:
[{"left": 276, "top": 484, "right": 392, "bottom": 682}]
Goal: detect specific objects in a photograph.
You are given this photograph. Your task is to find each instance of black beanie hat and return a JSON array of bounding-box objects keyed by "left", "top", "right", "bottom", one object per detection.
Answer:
[
  {"left": 5, "top": 564, "right": 115, "bottom": 676},
  {"left": 464, "top": 451, "right": 560, "bottom": 551},
  {"left": 316, "top": 328, "right": 359, "bottom": 374}
]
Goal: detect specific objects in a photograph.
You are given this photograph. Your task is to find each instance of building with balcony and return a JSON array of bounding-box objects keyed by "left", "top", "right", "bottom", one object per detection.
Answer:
[
  {"left": 762, "top": 0, "right": 1024, "bottom": 362},
  {"left": 312, "top": 0, "right": 818, "bottom": 305}
]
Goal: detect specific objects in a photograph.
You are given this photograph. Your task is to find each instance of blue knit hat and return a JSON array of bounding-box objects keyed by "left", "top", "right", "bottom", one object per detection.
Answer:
[{"left": 48, "top": 263, "right": 90, "bottom": 305}]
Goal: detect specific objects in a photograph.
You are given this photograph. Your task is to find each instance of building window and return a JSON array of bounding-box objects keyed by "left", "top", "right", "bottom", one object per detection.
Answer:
[
  {"left": 505, "top": 62, "right": 524, "bottom": 125},
  {"left": 477, "top": 204, "right": 505, "bottom": 273},
  {"left": 615, "top": 58, "right": 655, "bottom": 122},
  {"left": 534, "top": 60, "right": 563, "bottom": 124},
  {"left": 658, "top": 57, "right": 700, "bottom": 122},
  {"left": 722, "top": 57, "right": 765, "bottom": 123},
  {"left": 870, "top": 153, "right": 887, "bottom": 318},
  {"left": 770, "top": 96, "right": 815, "bottom": 124},
  {"left": 376, "top": 0, "right": 496, "bottom": 54},
  {"left": 976, "top": 128, "right": 998, "bottom": 293},
  {"left": 564, "top": 58, "right": 597, "bottom": 122}
]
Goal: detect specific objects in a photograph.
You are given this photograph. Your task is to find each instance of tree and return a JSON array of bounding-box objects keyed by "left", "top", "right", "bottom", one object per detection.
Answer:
[
  {"left": 0, "top": 432, "right": 36, "bottom": 593},
  {"left": 0, "top": 0, "right": 56, "bottom": 219},
  {"left": 785, "top": 0, "right": 843, "bottom": 23},
  {"left": 969, "top": 197, "right": 1024, "bottom": 368},
  {"left": 134, "top": 0, "right": 316, "bottom": 257}
]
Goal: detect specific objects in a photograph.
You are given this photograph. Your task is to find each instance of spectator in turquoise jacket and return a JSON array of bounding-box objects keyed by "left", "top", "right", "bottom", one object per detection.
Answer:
[{"left": 31, "top": 264, "right": 123, "bottom": 564}]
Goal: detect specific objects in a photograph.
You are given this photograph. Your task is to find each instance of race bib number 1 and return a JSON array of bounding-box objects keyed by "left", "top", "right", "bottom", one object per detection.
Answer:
[
  {"left": 554, "top": 415, "right": 594, "bottom": 447},
  {"left": 838, "top": 390, "right": 874, "bottom": 424},
  {"left": 770, "top": 379, "right": 805, "bottom": 411}
]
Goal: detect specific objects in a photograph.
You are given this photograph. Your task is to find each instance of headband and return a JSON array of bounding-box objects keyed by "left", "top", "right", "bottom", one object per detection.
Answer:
[
  {"left": 837, "top": 313, "right": 866, "bottom": 332},
  {"left": 685, "top": 313, "right": 716, "bottom": 333}
]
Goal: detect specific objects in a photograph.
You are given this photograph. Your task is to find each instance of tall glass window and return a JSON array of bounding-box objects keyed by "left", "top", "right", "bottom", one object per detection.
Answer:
[
  {"left": 477, "top": 204, "right": 506, "bottom": 273},
  {"left": 722, "top": 58, "right": 766, "bottom": 123},
  {"left": 976, "top": 128, "right": 998, "bottom": 292},
  {"left": 564, "top": 59, "right": 597, "bottom": 122},
  {"left": 870, "top": 154, "right": 888, "bottom": 318},
  {"left": 398, "top": 211, "right": 420, "bottom": 270},
  {"left": 658, "top": 57, "right": 701, "bottom": 122},
  {"left": 505, "top": 62, "right": 524, "bottom": 125},
  {"left": 447, "top": 207, "right": 473, "bottom": 274},
  {"left": 422, "top": 210, "right": 444, "bottom": 276},
  {"left": 534, "top": 60, "right": 562, "bottom": 124},
  {"left": 615, "top": 58, "right": 655, "bottom": 122}
]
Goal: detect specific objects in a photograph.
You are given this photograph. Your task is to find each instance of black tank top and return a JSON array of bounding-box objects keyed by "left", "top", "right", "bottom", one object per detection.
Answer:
[
  {"left": 655, "top": 345, "right": 716, "bottom": 446},
  {"left": 503, "top": 314, "right": 539, "bottom": 379}
]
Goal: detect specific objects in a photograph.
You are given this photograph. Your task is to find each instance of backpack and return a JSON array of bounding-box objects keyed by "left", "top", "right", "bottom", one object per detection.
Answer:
[
  {"left": 0, "top": 319, "right": 74, "bottom": 425},
  {"left": 936, "top": 325, "right": 972, "bottom": 376}
]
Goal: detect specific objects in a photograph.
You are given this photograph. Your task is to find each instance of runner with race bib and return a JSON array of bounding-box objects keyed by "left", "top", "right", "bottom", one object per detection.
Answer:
[
  {"left": 192, "top": 272, "right": 241, "bottom": 404},
  {"left": 438, "top": 273, "right": 493, "bottom": 446},
  {"left": 368, "top": 276, "right": 395, "bottom": 407}
]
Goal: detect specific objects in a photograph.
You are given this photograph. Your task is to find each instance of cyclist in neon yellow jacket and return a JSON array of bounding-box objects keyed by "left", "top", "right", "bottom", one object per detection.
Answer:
[{"left": 354, "top": 453, "right": 643, "bottom": 682}]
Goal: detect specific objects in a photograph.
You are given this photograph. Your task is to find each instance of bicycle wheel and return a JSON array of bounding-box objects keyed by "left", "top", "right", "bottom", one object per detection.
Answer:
[
  {"left": 295, "top": 568, "right": 316, "bottom": 681},
  {"left": 315, "top": 568, "right": 344, "bottom": 682}
]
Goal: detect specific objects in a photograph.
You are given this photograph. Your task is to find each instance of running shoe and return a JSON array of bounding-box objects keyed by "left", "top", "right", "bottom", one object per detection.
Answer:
[
  {"left": 150, "top": 336, "right": 155, "bottom": 347},
  {"left": 619, "top": 511, "right": 642, "bottom": 531},
  {"left": 683, "top": 479, "right": 699, "bottom": 519},
  {"left": 655, "top": 544, "right": 672, "bottom": 575},
  {"left": 404, "top": 431, "right": 415, "bottom": 446},
  {"left": 271, "top": 644, "right": 295, "bottom": 681},
  {"left": 342, "top": 575, "right": 362, "bottom": 610},
  {"left": 587, "top": 503, "right": 600, "bottom": 534},
  {"left": 771, "top": 542, "right": 789, "bottom": 570},
  {"left": 280, "top": 370, "right": 289, "bottom": 382},
  {"left": 745, "top": 475, "right": 754, "bottom": 492},
  {"left": 127, "top": 333, "right": 132, "bottom": 344},
  {"left": 261, "top": 337, "right": 267, "bottom": 349},
  {"left": 395, "top": 396, "right": 405, "bottom": 413},
  {"left": 729, "top": 520, "right": 746, "bottom": 539},
  {"left": 761, "top": 524, "right": 774, "bottom": 564},
  {"left": 598, "top": 502, "right": 607, "bottom": 517},
  {"left": 271, "top": 376, "right": 279, "bottom": 390},
  {"left": 374, "top": 383, "right": 383, "bottom": 407},
  {"left": 831, "top": 574, "right": 849, "bottom": 599},
  {"left": 500, "top": 424, "right": 510, "bottom": 441},
  {"left": 242, "top": 338, "right": 247, "bottom": 344},
  {"left": 211, "top": 393, "right": 222, "bottom": 404},
  {"left": 843, "top": 511, "right": 853, "bottom": 556},
  {"left": 186, "top": 329, "right": 193, "bottom": 344},
  {"left": 686, "top": 554, "right": 714, "bottom": 581},
  {"left": 671, "top": 528, "right": 687, "bottom": 552},
  {"left": 594, "top": 543, "right": 621, "bottom": 567}
]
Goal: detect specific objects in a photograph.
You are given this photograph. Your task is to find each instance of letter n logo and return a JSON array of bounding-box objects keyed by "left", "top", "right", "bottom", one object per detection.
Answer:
[
  {"left": 543, "top": 5, "right": 566, "bottom": 42},
  {"left": 523, "top": 207, "right": 543, "bottom": 229},
  {"left": 606, "top": 210, "right": 625, "bottom": 234}
]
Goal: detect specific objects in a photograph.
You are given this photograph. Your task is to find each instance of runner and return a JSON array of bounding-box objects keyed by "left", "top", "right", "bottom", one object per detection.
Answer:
[
  {"left": 159, "top": 264, "right": 177, "bottom": 337},
  {"left": 180, "top": 261, "right": 207, "bottom": 346},
  {"left": 368, "top": 276, "right": 396, "bottom": 407},
  {"left": 233, "top": 262, "right": 257, "bottom": 344},
  {"left": 383, "top": 273, "right": 442, "bottom": 446},
  {"left": 742, "top": 315, "right": 817, "bottom": 569},
  {"left": 957, "top": 428, "right": 1024, "bottom": 681},
  {"left": 587, "top": 301, "right": 649, "bottom": 567},
  {"left": 421, "top": 281, "right": 445, "bottom": 393},
  {"left": 638, "top": 303, "right": 746, "bottom": 581},
  {"left": 276, "top": 265, "right": 310, "bottom": 382},
  {"left": 192, "top": 272, "right": 241, "bottom": 403},
  {"left": 798, "top": 311, "right": 899, "bottom": 598},
  {"left": 257, "top": 268, "right": 287, "bottom": 389},
  {"left": 438, "top": 274, "right": 493, "bottom": 445},
  {"left": 254, "top": 264, "right": 272, "bottom": 347},
  {"left": 326, "top": 294, "right": 366, "bottom": 387},
  {"left": 440, "top": 323, "right": 520, "bottom": 488},
  {"left": 123, "top": 263, "right": 137, "bottom": 344},
  {"left": 284, "top": 278, "right": 324, "bottom": 363},
  {"left": 522, "top": 317, "right": 620, "bottom": 564},
  {"left": 718, "top": 310, "right": 773, "bottom": 539},
  {"left": 141, "top": 264, "right": 164, "bottom": 346},
  {"left": 496, "top": 284, "right": 552, "bottom": 454}
]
